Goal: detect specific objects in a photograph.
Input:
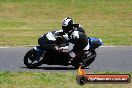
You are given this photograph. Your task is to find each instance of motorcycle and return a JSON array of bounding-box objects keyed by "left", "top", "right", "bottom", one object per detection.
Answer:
[{"left": 24, "top": 31, "right": 103, "bottom": 69}]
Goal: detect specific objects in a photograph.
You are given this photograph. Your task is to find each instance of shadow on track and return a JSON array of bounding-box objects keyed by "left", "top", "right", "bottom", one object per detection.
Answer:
[{"left": 21, "top": 66, "right": 90, "bottom": 70}]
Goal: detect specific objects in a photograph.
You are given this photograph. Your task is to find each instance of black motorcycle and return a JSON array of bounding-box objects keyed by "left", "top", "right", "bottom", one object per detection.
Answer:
[{"left": 24, "top": 32, "right": 103, "bottom": 69}]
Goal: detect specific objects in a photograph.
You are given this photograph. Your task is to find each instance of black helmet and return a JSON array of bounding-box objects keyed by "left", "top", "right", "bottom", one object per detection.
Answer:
[{"left": 62, "top": 17, "right": 74, "bottom": 33}]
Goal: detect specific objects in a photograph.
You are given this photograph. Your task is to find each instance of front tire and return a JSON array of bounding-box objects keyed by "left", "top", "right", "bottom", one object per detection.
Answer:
[{"left": 24, "top": 49, "right": 43, "bottom": 69}]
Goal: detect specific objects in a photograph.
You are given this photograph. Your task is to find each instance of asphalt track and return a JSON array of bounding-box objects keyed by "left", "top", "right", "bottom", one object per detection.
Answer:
[{"left": 0, "top": 46, "right": 132, "bottom": 72}]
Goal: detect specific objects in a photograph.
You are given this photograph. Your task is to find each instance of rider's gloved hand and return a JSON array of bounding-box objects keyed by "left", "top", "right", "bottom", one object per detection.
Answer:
[
  {"left": 54, "top": 46, "right": 69, "bottom": 52},
  {"left": 54, "top": 46, "right": 63, "bottom": 51},
  {"left": 54, "top": 46, "right": 59, "bottom": 50}
]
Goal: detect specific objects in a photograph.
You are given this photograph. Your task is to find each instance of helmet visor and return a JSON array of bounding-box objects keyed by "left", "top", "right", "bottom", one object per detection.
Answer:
[{"left": 62, "top": 25, "right": 73, "bottom": 33}]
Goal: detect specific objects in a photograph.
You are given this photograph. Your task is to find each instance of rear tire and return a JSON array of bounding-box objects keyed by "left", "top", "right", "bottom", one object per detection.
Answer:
[
  {"left": 73, "top": 50, "right": 96, "bottom": 69},
  {"left": 24, "top": 49, "right": 43, "bottom": 69},
  {"left": 73, "top": 64, "right": 80, "bottom": 69},
  {"left": 82, "top": 50, "right": 96, "bottom": 68}
]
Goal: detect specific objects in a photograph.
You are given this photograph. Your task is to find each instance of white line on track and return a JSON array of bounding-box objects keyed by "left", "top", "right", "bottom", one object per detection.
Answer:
[
  {"left": 0, "top": 46, "right": 119, "bottom": 48},
  {"left": 100, "top": 46, "right": 117, "bottom": 47}
]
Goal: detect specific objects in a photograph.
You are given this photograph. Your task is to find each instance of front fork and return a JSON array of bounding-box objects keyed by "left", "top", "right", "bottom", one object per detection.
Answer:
[{"left": 33, "top": 46, "right": 45, "bottom": 61}]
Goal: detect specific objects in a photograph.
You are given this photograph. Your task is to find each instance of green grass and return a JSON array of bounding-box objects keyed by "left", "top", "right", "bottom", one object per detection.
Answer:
[
  {"left": 0, "top": 71, "right": 131, "bottom": 88},
  {"left": 0, "top": 0, "right": 131, "bottom": 46}
]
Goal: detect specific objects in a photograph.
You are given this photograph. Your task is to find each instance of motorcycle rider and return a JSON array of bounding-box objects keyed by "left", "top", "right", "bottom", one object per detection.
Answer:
[
  {"left": 55, "top": 18, "right": 85, "bottom": 37},
  {"left": 36, "top": 17, "right": 96, "bottom": 68},
  {"left": 55, "top": 17, "right": 89, "bottom": 59}
]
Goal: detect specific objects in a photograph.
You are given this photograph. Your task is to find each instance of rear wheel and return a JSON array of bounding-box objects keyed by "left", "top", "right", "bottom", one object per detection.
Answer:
[
  {"left": 82, "top": 50, "right": 96, "bottom": 67},
  {"left": 73, "top": 64, "right": 80, "bottom": 69},
  {"left": 24, "top": 49, "right": 44, "bottom": 69},
  {"left": 73, "top": 50, "right": 96, "bottom": 69}
]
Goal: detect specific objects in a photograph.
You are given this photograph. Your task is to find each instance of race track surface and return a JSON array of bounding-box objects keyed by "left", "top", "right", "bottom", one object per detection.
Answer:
[{"left": 0, "top": 46, "right": 132, "bottom": 72}]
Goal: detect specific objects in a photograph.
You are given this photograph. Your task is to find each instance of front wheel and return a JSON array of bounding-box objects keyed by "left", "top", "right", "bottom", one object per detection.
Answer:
[{"left": 24, "top": 49, "right": 44, "bottom": 69}]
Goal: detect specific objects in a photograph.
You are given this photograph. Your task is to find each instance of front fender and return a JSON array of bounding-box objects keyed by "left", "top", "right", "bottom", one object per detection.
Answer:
[{"left": 33, "top": 46, "right": 44, "bottom": 52}]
